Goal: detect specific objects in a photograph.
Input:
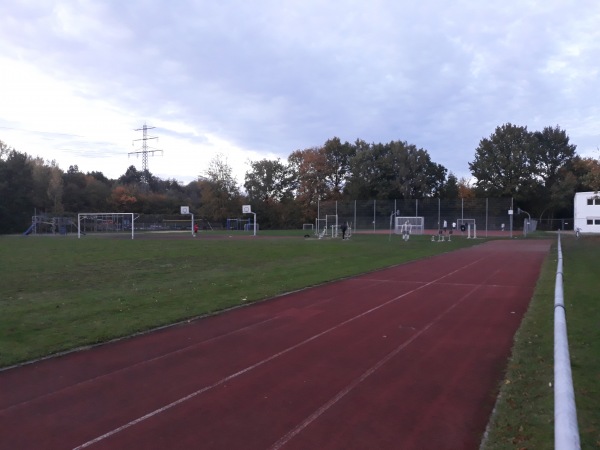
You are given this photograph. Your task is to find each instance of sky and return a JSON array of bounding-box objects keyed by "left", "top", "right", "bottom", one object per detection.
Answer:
[{"left": 1, "top": 0, "right": 599, "bottom": 186}]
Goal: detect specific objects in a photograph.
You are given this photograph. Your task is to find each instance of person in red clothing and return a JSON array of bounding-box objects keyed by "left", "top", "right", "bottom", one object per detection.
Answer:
[{"left": 193, "top": 223, "right": 199, "bottom": 237}]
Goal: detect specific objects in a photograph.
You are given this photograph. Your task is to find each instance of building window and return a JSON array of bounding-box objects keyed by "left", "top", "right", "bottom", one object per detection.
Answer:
[
  {"left": 596, "top": 219, "right": 600, "bottom": 225},
  {"left": 588, "top": 219, "right": 593, "bottom": 225},
  {"left": 587, "top": 197, "right": 600, "bottom": 205}
]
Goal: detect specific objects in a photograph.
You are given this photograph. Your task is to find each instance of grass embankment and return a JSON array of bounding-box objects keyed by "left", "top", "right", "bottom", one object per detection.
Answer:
[
  {"left": 482, "top": 233, "right": 600, "bottom": 449},
  {"left": 1, "top": 231, "right": 477, "bottom": 368}
]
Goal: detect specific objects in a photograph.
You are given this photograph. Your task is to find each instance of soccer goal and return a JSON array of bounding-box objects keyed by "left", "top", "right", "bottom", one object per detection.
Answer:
[
  {"left": 457, "top": 218, "right": 477, "bottom": 238},
  {"left": 78, "top": 213, "right": 135, "bottom": 239},
  {"left": 394, "top": 216, "right": 424, "bottom": 235}
]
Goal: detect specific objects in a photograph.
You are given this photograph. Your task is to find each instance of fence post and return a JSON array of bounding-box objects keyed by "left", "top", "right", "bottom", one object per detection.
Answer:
[
  {"left": 438, "top": 198, "right": 441, "bottom": 231},
  {"left": 486, "top": 198, "right": 489, "bottom": 237},
  {"left": 373, "top": 200, "right": 376, "bottom": 231}
]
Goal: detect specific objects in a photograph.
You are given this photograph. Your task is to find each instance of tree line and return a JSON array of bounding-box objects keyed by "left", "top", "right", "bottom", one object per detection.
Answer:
[{"left": 1, "top": 123, "right": 599, "bottom": 233}]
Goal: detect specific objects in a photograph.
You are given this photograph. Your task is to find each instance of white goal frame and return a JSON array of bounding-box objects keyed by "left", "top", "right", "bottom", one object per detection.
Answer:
[
  {"left": 457, "top": 218, "right": 476, "bottom": 232},
  {"left": 78, "top": 213, "right": 135, "bottom": 239},
  {"left": 394, "top": 216, "right": 424, "bottom": 235}
]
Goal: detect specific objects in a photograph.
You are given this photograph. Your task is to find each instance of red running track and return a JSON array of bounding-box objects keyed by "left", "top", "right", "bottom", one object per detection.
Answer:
[{"left": 0, "top": 239, "right": 551, "bottom": 450}]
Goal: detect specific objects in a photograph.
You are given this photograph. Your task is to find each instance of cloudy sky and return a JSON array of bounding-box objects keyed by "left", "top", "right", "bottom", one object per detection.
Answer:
[{"left": 1, "top": 1, "right": 599, "bottom": 185}]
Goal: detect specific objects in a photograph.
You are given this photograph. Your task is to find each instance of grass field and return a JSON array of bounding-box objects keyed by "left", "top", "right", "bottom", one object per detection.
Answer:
[
  {"left": 0, "top": 230, "right": 478, "bottom": 368},
  {"left": 482, "top": 233, "right": 600, "bottom": 449},
  {"left": 1, "top": 230, "right": 597, "bottom": 447}
]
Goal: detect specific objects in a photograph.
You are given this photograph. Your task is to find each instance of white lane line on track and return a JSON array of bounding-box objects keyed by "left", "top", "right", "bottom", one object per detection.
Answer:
[
  {"left": 72, "top": 256, "right": 488, "bottom": 450},
  {"left": 268, "top": 282, "right": 484, "bottom": 450},
  {"left": 3, "top": 316, "right": 279, "bottom": 413},
  {"left": 8, "top": 277, "right": 386, "bottom": 414},
  {"left": 269, "top": 263, "right": 508, "bottom": 449}
]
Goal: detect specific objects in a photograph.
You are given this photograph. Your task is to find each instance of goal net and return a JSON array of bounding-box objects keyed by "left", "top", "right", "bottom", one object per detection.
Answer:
[
  {"left": 395, "top": 216, "right": 424, "bottom": 235},
  {"left": 78, "top": 213, "right": 135, "bottom": 239},
  {"left": 456, "top": 218, "right": 476, "bottom": 232}
]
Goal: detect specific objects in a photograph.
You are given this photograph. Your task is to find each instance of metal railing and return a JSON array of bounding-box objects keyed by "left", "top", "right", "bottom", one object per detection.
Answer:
[{"left": 554, "top": 232, "right": 581, "bottom": 449}]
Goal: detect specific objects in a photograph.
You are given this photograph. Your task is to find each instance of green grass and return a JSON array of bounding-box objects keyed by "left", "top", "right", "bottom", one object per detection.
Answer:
[
  {"left": 482, "top": 233, "right": 600, "bottom": 449},
  {"left": 3, "top": 231, "right": 598, "bottom": 447},
  {"left": 1, "top": 231, "right": 478, "bottom": 368}
]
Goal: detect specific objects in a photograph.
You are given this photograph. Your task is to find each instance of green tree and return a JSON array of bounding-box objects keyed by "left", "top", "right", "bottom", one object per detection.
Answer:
[
  {"left": 0, "top": 147, "right": 34, "bottom": 233},
  {"left": 83, "top": 175, "right": 112, "bottom": 211},
  {"left": 244, "top": 158, "right": 294, "bottom": 203},
  {"left": 439, "top": 173, "right": 460, "bottom": 199},
  {"left": 62, "top": 165, "right": 88, "bottom": 212},
  {"left": 531, "top": 126, "right": 577, "bottom": 218},
  {"left": 244, "top": 158, "right": 297, "bottom": 228},
  {"left": 288, "top": 147, "right": 329, "bottom": 221},
  {"left": 469, "top": 123, "right": 537, "bottom": 200},
  {"left": 346, "top": 140, "right": 446, "bottom": 199},
  {"left": 198, "top": 154, "right": 241, "bottom": 224},
  {"left": 322, "top": 137, "right": 355, "bottom": 198},
  {"left": 119, "top": 165, "right": 143, "bottom": 185},
  {"left": 29, "top": 157, "right": 58, "bottom": 213},
  {"left": 533, "top": 125, "right": 577, "bottom": 187},
  {"left": 47, "top": 166, "right": 65, "bottom": 214}
]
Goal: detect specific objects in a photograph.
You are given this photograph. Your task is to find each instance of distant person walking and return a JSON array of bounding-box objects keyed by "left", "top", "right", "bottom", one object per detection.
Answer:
[{"left": 194, "top": 223, "right": 199, "bottom": 237}]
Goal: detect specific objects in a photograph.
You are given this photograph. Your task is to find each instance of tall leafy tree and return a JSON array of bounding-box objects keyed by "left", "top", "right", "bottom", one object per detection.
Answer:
[
  {"left": 198, "top": 154, "right": 241, "bottom": 223},
  {"left": 533, "top": 125, "right": 577, "bottom": 187},
  {"left": 469, "top": 123, "right": 537, "bottom": 200},
  {"left": 345, "top": 140, "right": 446, "bottom": 199},
  {"left": 322, "top": 137, "right": 355, "bottom": 197},
  {"left": 439, "top": 173, "right": 460, "bottom": 199},
  {"left": 343, "top": 140, "right": 379, "bottom": 199},
  {"left": 244, "top": 158, "right": 294, "bottom": 203},
  {"left": 83, "top": 175, "right": 112, "bottom": 211},
  {"left": 119, "top": 165, "right": 143, "bottom": 185},
  {"left": 458, "top": 177, "right": 475, "bottom": 198},
  {"left": 62, "top": 165, "right": 88, "bottom": 212},
  {"left": 108, "top": 186, "right": 137, "bottom": 211},
  {"left": 288, "top": 147, "right": 329, "bottom": 219},
  {"left": 29, "top": 157, "right": 58, "bottom": 213},
  {"left": 551, "top": 156, "right": 600, "bottom": 208},
  {"left": 47, "top": 166, "right": 65, "bottom": 214},
  {"left": 244, "top": 158, "right": 297, "bottom": 229},
  {"left": 204, "top": 154, "right": 240, "bottom": 200},
  {"left": 0, "top": 147, "right": 34, "bottom": 232},
  {"left": 530, "top": 125, "right": 577, "bottom": 217}
]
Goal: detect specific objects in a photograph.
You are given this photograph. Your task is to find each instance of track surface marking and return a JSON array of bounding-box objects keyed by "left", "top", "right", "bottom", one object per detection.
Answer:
[{"left": 0, "top": 239, "right": 550, "bottom": 449}]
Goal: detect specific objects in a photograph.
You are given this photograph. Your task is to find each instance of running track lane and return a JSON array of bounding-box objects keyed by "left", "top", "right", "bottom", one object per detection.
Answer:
[{"left": 0, "top": 239, "right": 551, "bottom": 450}]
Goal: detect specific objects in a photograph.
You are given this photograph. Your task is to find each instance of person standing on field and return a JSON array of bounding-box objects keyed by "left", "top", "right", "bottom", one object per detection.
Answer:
[
  {"left": 341, "top": 222, "right": 348, "bottom": 239},
  {"left": 194, "top": 223, "right": 199, "bottom": 237}
]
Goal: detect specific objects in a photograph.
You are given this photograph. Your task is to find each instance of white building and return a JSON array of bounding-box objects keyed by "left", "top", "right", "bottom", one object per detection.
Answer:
[{"left": 574, "top": 191, "right": 600, "bottom": 232}]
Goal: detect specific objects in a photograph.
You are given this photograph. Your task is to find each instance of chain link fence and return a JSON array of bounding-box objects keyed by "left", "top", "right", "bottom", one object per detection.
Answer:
[{"left": 316, "top": 198, "right": 519, "bottom": 236}]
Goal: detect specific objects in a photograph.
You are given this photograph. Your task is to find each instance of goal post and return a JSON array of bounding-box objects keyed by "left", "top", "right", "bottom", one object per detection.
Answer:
[
  {"left": 394, "top": 216, "right": 424, "bottom": 235},
  {"left": 457, "top": 218, "right": 476, "bottom": 232},
  {"left": 78, "top": 213, "right": 135, "bottom": 239},
  {"left": 456, "top": 218, "right": 477, "bottom": 238}
]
